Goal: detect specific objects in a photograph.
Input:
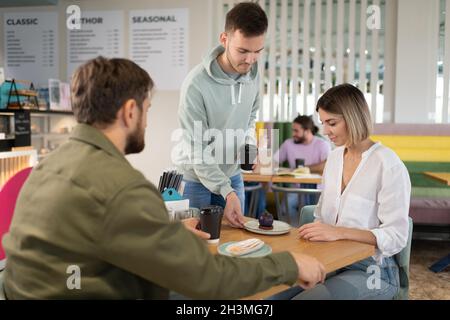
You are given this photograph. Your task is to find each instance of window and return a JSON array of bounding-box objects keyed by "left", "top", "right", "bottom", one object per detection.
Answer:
[{"left": 217, "top": 0, "right": 387, "bottom": 123}]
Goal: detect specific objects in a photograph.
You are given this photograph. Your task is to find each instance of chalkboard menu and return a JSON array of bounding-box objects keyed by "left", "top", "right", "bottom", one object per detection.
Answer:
[{"left": 14, "top": 110, "right": 31, "bottom": 147}]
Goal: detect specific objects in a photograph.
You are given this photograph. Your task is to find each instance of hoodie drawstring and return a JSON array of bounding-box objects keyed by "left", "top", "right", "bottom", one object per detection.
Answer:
[
  {"left": 230, "top": 83, "right": 243, "bottom": 105},
  {"left": 237, "top": 83, "right": 242, "bottom": 104},
  {"left": 230, "top": 85, "right": 236, "bottom": 105}
]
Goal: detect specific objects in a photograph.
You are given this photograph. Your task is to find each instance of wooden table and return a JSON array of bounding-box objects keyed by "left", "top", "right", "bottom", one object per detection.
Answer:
[
  {"left": 423, "top": 172, "right": 450, "bottom": 186},
  {"left": 243, "top": 173, "right": 322, "bottom": 184},
  {"left": 242, "top": 173, "right": 273, "bottom": 183},
  {"left": 208, "top": 219, "right": 375, "bottom": 300}
]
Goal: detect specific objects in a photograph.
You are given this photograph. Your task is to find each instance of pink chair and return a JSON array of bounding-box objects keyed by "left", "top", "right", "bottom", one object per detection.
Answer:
[{"left": 0, "top": 167, "right": 32, "bottom": 270}]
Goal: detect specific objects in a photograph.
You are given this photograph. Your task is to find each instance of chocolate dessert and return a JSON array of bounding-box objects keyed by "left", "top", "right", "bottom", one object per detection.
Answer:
[{"left": 258, "top": 211, "right": 274, "bottom": 230}]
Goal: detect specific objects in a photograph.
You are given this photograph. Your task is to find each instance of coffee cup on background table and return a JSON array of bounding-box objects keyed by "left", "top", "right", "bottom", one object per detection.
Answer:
[
  {"left": 295, "top": 158, "right": 305, "bottom": 168},
  {"left": 240, "top": 144, "right": 258, "bottom": 171}
]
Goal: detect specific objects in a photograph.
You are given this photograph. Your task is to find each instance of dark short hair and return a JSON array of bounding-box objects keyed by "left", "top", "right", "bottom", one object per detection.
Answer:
[
  {"left": 316, "top": 84, "right": 372, "bottom": 146},
  {"left": 225, "top": 2, "right": 268, "bottom": 37},
  {"left": 293, "top": 115, "right": 319, "bottom": 135},
  {"left": 71, "top": 56, "right": 153, "bottom": 127}
]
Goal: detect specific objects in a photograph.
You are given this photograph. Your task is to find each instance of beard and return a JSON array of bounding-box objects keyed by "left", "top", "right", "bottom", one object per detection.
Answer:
[
  {"left": 124, "top": 119, "right": 145, "bottom": 155},
  {"left": 225, "top": 46, "right": 250, "bottom": 75},
  {"left": 293, "top": 135, "right": 306, "bottom": 144}
]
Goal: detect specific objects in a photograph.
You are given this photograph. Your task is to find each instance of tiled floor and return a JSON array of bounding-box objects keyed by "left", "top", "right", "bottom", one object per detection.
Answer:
[{"left": 409, "top": 240, "right": 450, "bottom": 300}]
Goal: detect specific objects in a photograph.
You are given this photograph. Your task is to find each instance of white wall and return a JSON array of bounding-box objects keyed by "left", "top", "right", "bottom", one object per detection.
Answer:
[
  {"left": 383, "top": 0, "right": 398, "bottom": 123},
  {"left": 394, "top": 0, "right": 441, "bottom": 123},
  {"left": 0, "top": 0, "right": 214, "bottom": 184}
]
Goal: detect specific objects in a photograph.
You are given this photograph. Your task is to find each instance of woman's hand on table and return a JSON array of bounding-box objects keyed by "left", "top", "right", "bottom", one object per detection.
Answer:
[
  {"left": 298, "top": 221, "right": 378, "bottom": 246},
  {"left": 291, "top": 252, "right": 326, "bottom": 289},
  {"left": 182, "top": 217, "right": 211, "bottom": 240},
  {"left": 297, "top": 221, "right": 344, "bottom": 242}
]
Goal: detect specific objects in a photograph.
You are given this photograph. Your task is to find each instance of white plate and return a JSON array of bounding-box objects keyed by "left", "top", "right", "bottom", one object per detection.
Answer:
[{"left": 244, "top": 220, "right": 291, "bottom": 235}]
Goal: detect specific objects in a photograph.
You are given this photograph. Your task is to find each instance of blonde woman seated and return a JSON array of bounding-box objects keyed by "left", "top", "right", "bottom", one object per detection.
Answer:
[{"left": 272, "top": 84, "right": 411, "bottom": 300}]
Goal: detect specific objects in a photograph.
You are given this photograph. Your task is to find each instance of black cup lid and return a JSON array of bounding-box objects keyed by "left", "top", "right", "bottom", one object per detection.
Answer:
[{"left": 200, "top": 205, "right": 223, "bottom": 214}]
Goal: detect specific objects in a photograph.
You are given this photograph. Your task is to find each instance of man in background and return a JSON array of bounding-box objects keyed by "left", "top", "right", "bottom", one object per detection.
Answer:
[
  {"left": 274, "top": 115, "right": 330, "bottom": 173},
  {"left": 273, "top": 115, "right": 331, "bottom": 225}
]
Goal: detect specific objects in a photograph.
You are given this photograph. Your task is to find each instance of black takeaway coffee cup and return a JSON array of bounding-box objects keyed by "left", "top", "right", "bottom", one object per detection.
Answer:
[
  {"left": 240, "top": 144, "right": 258, "bottom": 171},
  {"left": 295, "top": 158, "right": 305, "bottom": 168},
  {"left": 200, "top": 205, "right": 224, "bottom": 244}
]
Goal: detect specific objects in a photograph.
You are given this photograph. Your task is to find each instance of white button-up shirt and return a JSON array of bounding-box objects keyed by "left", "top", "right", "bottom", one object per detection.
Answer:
[{"left": 314, "top": 142, "right": 411, "bottom": 263}]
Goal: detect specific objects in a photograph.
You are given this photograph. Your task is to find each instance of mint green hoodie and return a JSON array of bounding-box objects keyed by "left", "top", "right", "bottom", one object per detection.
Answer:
[{"left": 175, "top": 45, "right": 259, "bottom": 199}]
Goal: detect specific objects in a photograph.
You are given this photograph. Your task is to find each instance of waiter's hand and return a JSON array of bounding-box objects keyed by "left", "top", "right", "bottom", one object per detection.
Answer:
[{"left": 224, "top": 192, "right": 246, "bottom": 228}]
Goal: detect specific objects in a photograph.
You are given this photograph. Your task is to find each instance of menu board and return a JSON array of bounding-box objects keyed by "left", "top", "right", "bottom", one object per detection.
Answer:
[
  {"left": 3, "top": 12, "right": 58, "bottom": 88},
  {"left": 129, "top": 9, "right": 188, "bottom": 91},
  {"left": 14, "top": 110, "right": 31, "bottom": 147},
  {"left": 67, "top": 11, "right": 124, "bottom": 79}
]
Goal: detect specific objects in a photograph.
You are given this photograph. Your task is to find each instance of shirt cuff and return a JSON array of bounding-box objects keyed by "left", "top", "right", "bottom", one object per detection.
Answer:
[
  {"left": 220, "top": 184, "right": 234, "bottom": 200},
  {"left": 245, "top": 134, "right": 257, "bottom": 146},
  {"left": 270, "top": 252, "right": 299, "bottom": 285},
  {"left": 370, "top": 228, "right": 389, "bottom": 258}
]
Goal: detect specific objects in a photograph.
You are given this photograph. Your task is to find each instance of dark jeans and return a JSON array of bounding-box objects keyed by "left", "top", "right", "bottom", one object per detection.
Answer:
[{"left": 244, "top": 182, "right": 266, "bottom": 218}]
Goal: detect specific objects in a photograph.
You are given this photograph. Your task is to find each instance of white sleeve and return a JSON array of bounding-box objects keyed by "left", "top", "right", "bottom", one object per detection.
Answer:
[
  {"left": 313, "top": 161, "right": 329, "bottom": 222},
  {"left": 313, "top": 194, "right": 324, "bottom": 223},
  {"left": 370, "top": 163, "right": 411, "bottom": 257}
]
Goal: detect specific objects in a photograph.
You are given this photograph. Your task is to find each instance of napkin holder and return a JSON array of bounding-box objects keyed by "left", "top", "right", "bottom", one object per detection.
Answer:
[{"left": 162, "top": 188, "right": 189, "bottom": 213}]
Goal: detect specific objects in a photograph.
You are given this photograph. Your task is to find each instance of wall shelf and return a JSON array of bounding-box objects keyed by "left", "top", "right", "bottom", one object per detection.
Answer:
[
  {"left": 31, "top": 133, "right": 70, "bottom": 139},
  {"left": 0, "top": 108, "right": 73, "bottom": 116},
  {"left": 0, "top": 108, "right": 75, "bottom": 156}
]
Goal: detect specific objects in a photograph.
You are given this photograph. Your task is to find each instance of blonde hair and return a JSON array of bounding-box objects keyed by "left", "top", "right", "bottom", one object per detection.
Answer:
[{"left": 316, "top": 84, "right": 373, "bottom": 146}]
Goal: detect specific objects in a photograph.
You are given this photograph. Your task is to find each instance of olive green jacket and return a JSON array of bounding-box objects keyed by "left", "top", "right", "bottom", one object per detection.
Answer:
[{"left": 2, "top": 124, "right": 298, "bottom": 299}]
